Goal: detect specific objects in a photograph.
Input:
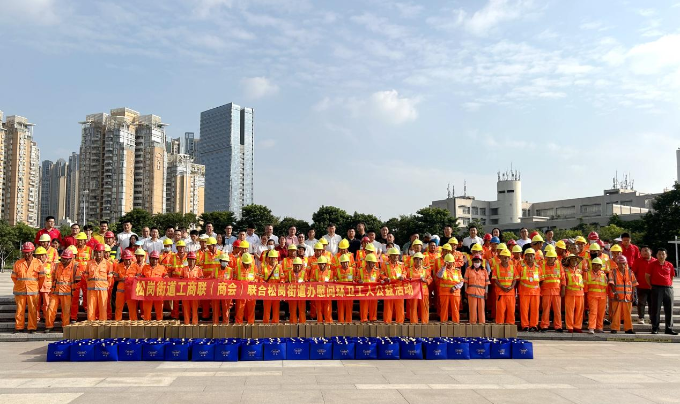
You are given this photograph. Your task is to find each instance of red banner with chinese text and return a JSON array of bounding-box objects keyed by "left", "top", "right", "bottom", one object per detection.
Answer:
[{"left": 125, "top": 278, "right": 422, "bottom": 301}]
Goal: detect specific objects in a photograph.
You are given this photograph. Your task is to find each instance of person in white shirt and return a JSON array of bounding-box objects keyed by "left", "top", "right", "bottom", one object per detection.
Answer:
[
  {"left": 245, "top": 224, "right": 260, "bottom": 247},
  {"left": 203, "top": 223, "right": 217, "bottom": 239},
  {"left": 367, "top": 231, "right": 382, "bottom": 256},
  {"left": 381, "top": 233, "right": 398, "bottom": 255},
  {"left": 255, "top": 234, "right": 270, "bottom": 259},
  {"left": 186, "top": 230, "right": 201, "bottom": 253},
  {"left": 516, "top": 228, "right": 531, "bottom": 248},
  {"left": 462, "top": 225, "right": 483, "bottom": 249},
  {"left": 143, "top": 227, "right": 163, "bottom": 255},
  {"left": 304, "top": 229, "right": 318, "bottom": 248},
  {"left": 263, "top": 225, "right": 278, "bottom": 245},
  {"left": 160, "top": 226, "right": 175, "bottom": 243},
  {"left": 117, "top": 220, "right": 136, "bottom": 250},
  {"left": 138, "top": 226, "right": 151, "bottom": 244},
  {"left": 323, "top": 224, "right": 342, "bottom": 254}
]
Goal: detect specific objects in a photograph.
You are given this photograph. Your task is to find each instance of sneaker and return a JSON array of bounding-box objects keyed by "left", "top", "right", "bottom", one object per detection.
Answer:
[
  {"left": 588, "top": 329, "right": 595, "bottom": 334},
  {"left": 574, "top": 329, "right": 582, "bottom": 334},
  {"left": 625, "top": 330, "right": 636, "bottom": 334},
  {"left": 610, "top": 330, "right": 618, "bottom": 334},
  {"left": 529, "top": 327, "right": 537, "bottom": 332},
  {"left": 44, "top": 328, "right": 53, "bottom": 334},
  {"left": 595, "top": 329, "right": 604, "bottom": 333},
  {"left": 555, "top": 328, "right": 563, "bottom": 333},
  {"left": 522, "top": 327, "right": 529, "bottom": 332},
  {"left": 539, "top": 328, "right": 547, "bottom": 333},
  {"left": 637, "top": 318, "right": 645, "bottom": 324},
  {"left": 603, "top": 319, "right": 611, "bottom": 325},
  {"left": 651, "top": 329, "right": 659, "bottom": 334},
  {"left": 665, "top": 329, "right": 679, "bottom": 335}
]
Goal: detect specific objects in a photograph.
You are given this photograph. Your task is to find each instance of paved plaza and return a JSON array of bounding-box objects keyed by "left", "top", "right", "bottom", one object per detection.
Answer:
[{"left": 0, "top": 340, "right": 679, "bottom": 404}]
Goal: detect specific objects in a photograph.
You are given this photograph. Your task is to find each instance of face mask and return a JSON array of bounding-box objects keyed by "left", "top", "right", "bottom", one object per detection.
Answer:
[
  {"left": 220, "top": 262, "right": 228, "bottom": 268},
  {"left": 267, "top": 245, "right": 274, "bottom": 250},
  {"left": 164, "top": 247, "right": 171, "bottom": 252},
  {"left": 590, "top": 252, "right": 599, "bottom": 259},
  {"left": 473, "top": 262, "right": 481, "bottom": 269}
]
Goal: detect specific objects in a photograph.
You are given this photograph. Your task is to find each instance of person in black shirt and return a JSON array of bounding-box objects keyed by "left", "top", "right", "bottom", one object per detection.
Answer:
[{"left": 347, "top": 229, "right": 361, "bottom": 254}]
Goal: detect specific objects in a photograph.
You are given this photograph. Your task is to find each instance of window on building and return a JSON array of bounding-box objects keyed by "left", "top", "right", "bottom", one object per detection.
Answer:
[
  {"left": 556, "top": 206, "right": 576, "bottom": 218},
  {"left": 620, "top": 200, "right": 633, "bottom": 206},
  {"left": 536, "top": 208, "right": 554, "bottom": 217},
  {"left": 471, "top": 207, "right": 479, "bottom": 215},
  {"left": 490, "top": 219, "right": 499, "bottom": 225},
  {"left": 491, "top": 208, "right": 499, "bottom": 216},
  {"left": 480, "top": 208, "right": 486, "bottom": 216},
  {"left": 580, "top": 204, "right": 602, "bottom": 216}
]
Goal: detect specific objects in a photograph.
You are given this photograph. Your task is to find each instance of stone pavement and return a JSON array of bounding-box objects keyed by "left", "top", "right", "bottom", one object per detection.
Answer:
[{"left": 1, "top": 341, "right": 680, "bottom": 403}]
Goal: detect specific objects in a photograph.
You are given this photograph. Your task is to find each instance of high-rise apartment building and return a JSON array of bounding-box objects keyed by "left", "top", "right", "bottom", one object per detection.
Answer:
[
  {"left": 1, "top": 114, "right": 40, "bottom": 226},
  {"left": 166, "top": 153, "right": 205, "bottom": 215},
  {"left": 65, "top": 152, "right": 79, "bottom": 222},
  {"left": 134, "top": 114, "right": 167, "bottom": 215},
  {"left": 0, "top": 111, "right": 5, "bottom": 214},
  {"left": 40, "top": 160, "right": 53, "bottom": 224},
  {"left": 199, "top": 103, "right": 254, "bottom": 217},
  {"left": 40, "top": 159, "right": 68, "bottom": 224}
]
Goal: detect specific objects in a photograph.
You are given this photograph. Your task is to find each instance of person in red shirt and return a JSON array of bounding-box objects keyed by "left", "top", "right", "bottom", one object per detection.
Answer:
[
  {"left": 645, "top": 248, "right": 677, "bottom": 335},
  {"left": 62, "top": 223, "right": 80, "bottom": 250},
  {"left": 34, "top": 216, "right": 62, "bottom": 246},
  {"left": 620, "top": 232, "right": 640, "bottom": 270},
  {"left": 631, "top": 245, "right": 656, "bottom": 325}
]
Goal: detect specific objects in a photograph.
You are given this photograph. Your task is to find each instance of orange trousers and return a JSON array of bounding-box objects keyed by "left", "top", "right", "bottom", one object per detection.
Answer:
[
  {"left": 143, "top": 300, "right": 164, "bottom": 320},
  {"left": 114, "top": 289, "right": 129, "bottom": 321},
  {"left": 520, "top": 294, "right": 540, "bottom": 329},
  {"left": 383, "top": 299, "right": 405, "bottom": 324},
  {"left": 496, "top": 295, "right": 516, "bottom": 324},
  {"left": 337, "top": 300, "right": 353, "bottom": 323},
  {"left": 200, "top": 300, "right": 211, "bottom": 319},
  {"left": 359, "top": 300, "right": 377, "bottom": 322},
  {"left": 235, "top": 299, "right": 256, "bottom": 324},
  {"left": 409, "top": 297, "right": 429, "bottom": 324},
  {"left": 317, "top": 301, "right": 333, "bottom": 323},
  {"left": 39, "top": 291, "right": 50, "bottom": 322},
  {"left": 263, "top": 300, "right": 281, "bottom": 323},
  {"left": 46, "top": 294, "right": 70, "bottom": 329},
  {"left": 15, "top": 295, "right": 39, "bottom": 331},
  {"left": 439, "top": 295, "right": 461, "bottom": 322},
  {"left": 587, "top": 295, "right": 606, "bottom": 331},
  {"left": 70, "top": 279, "right": 87, "bottom": 321},
  {"left": 87, "top": 290, "right": 108, "bottom": 321},
  {"left": 610, "top": 301, "right": 633, "bottom": 332},
  {"left": 212, "top": 299, "right": 232, "bottom": 324},
  {"left": 170, "top": 300, "right": 181, "bottom": 319},
  {"left": 540, "top": 295, "right": 562, "bottom": 329},
  {"left": 183, "top": 300, "right": 199, "bottom": 325},
  {"left": 565, "top": 295, "right": 584, "bottom": 330},
  {"left": 288, "top": 300, "right": 306, "bottom": 323},
  {"left": 468, "top": 296, "right": 485, "bottom": 324}
]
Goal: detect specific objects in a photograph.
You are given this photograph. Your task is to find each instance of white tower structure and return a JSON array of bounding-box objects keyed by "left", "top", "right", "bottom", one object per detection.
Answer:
[{"left": 496, "top": 169, "right": 522, "bottom": 224}]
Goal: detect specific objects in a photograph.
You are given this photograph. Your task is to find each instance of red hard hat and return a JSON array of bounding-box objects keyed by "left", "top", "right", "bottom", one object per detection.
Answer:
[
  {"left": 616, "top": 255, "right": 627, "bottom": 264},
  {"left": 597, "top": 240, "right": 605, "bottom": 247},
  {"left": 529, "top": 231, "right": 539, "bottom": 239},
  {"left": 588, "top": 231, "right": 599, "bottom": 241},
  {"left": 233, "top": 240, "right": 241, "bottom": 248},
  {"left": 61, "top": 249, "right": 74, "bottom": 259},
  {"left": 506, "top": 239, "right": 517, "bottom": 246},
  {"left": 122, "top": 250, "right": 133, "bottom": 260},
  {"left": 483, "top": 233, "right": 492, "bottom": 241},
  {"left": 104, "top": 231, "right": 115, "bottom": 239},
  {"left": 361, "top": 237, "right": 370, "bottom": 243},
  {"left": 187, "top": 251, "right": 197, "bottom": 259},
  {"left": 472, "top": 254, "right": 483, "bottom": 260},
  {"left": 94, "top": 243, "right": 106, "bottom": 252},
  {"left": 149, "top": 251, "right": 160, "bottom": 259},
  {"left": 22, "top": 242, "right": 35, "bottom": 253}
]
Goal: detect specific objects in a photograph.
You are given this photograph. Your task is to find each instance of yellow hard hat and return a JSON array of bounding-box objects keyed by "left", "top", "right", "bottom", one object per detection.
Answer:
[
  {"left": 412, "top": 239, "right": 423, "bottom": 246},
  {"left": 67, "top": 245, "right": 78, "bottom": 254},
  {"left": 471, "top": 244, "right": 483, "bottom": 252},
  {"left": 240, "top": 240, "right": 250, "bottom": 248},
  {"left": 545, "top": 250, "right": 557, "bottom": 258},
  {"left": 412, "top": 252, "right": 424, "bottom": 259},
  {"left": 512, "top": 245, "right": 523, "bottom": 253},
  {"left": 499, "top": 249, "right": 511, "bottom": 257},
  {"left": 288, "top": 244, "right": 297, "bottom": 251},
  {"left": 207, "top": 237, "right": 217, "bottom": 246},
  {"left": 163, "top": 239, "right": 174, "bottom": 246},
  {"left": 589, "top": 243, "right": 601, "bottom": 252},
  {"left": 316, "top": 256, "right": 328, "bottom": 265},
  {"left": 75, "top": 232, "right": 87, "bottom": 240},
  {"left": 448, "top": 237, "right": 458, "bottom": 245},
  {"left": 365, "top": 253, "right": 377, "bottom": 263},
  {"left": 545, "top": 244, "right": 555, "bottom": 251},
  {"left": 176, "top": 240, "right": 186, "bottom": 247},
  {"left": 314, "top": 242, "right": 324, "bottom": 250},
  {"left": 39, "top": 234, "right": 51, "bottom": 243},
  {"left": 293, "top": 257, "right": 303, "bottom": 265},
  {"left": 555, "top": 240, "right": 567, "bottom": 249},
  {"left": 34, "top": 247, "right": 47, "bottom": 255},
  {"left": 219, "top": 253, "right": 230, "bottom": 261},
  {"left": 135, "top": 248, "right": 146, "bottom": 256},
  {"left": 575, "top": 236, "right": 587, "bottom": 244},
  {"left": 364, "top": 243, "right": 376, "bottom": 252},
  {"left": 591, "top": 257, "right": 603, "bottom": 266},
  {"left": 320, "top": 238, "right": 328, "bottom": 245},
  {"left": 444, "top": 254, "right": 455, "bottom": 263},
  {"left": 442, "top": 244, "right": 452, "bottom": 251},
  {"left": 268, "top": 250, "right": 279, "bottom": 258},
  {"left": 388, "top": 247, "right": 400, "bottom": 255},
  {"left": 339, "top": 254, "right": 351, "bottom": 263},
  {"left": 338, "top": 239, "right": 350, "bottom": 249},
  {"left": 610, "top": 244, "right": 622, "bottom": 252},
  {"left": 531, "top": 235, "right": 544, "bottom": 243},
  {"left": 524, "top": 248, "right": 535, "bottom": 255},
  {"left": 497, "top": 243, "right": 507, "bottom": 250},
  {"left": 241, "top": 253, "right": 253, "bottom": 265}
]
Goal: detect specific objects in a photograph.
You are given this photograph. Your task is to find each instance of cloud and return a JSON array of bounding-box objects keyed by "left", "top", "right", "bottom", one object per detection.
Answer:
[
  {"left": 626, "top": 34, "right": 680, "bottom": 75},
  {"left": 258, "top": 139, "right": 277, "bottom": 149},
  {"left": 463, "top": 102, "right": 482, "bottom": 111},
  {"left": 368, "top": 90, "right": 419, "bottom": 124},
  {"left": 350, "top": 13, "right": 408, "bottom": 39},
  {"left": 429, "top": 0, "right": 535, "bottom": 36},
  {"left": 0, "top": 0, "right": 61, "bottom": 25},
  {"left": 241, "top": 76, "right": 280, "bottom": 99}
]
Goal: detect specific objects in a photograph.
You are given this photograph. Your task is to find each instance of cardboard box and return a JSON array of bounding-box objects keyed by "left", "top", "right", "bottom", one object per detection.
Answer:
[
  {"left": 472, "top": 324, "right": 485, "bottom": 338},
  {"left": 376, "top": 324, "right": 387, "bottom": 337},
  {"left": 491, "top": 324, "right": 504, "bottom": 339},
  {"left": 504, "top": 324, "right": 518, "bottom": 339}
]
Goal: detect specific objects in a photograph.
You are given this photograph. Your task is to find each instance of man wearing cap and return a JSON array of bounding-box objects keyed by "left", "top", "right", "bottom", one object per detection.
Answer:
[
  {"left": 12, "top": 243, "right": 44, "bottom": 333},
  {"left": 518, "top": 248, "right": 541, "bottom": 331},
  {"left": 34, "top": 216, "right": 62, "bottom": 246},
  {"left": 608, "top": 255, "right": 637, "bottom": 334},
  {"left": 142, "top": 251, "right": 168, "bottom": 320},
  {"left": 72, "top": 233, "right": 92, "bottom": 321},
  {"left": 584, "top": 257, "right": 607, "bottom": 334},
  {"left": 465, "top": 254, "right": 489, "bottom": 324},
  {"left": 181, "top": 251, "right": 202, "bottom": 325},
  {"left": 287, "top": 257, "right": 307, "bottom": 323},
  {"left": 332, "top": 239, "right": 354, "bottom": 271},
  {"left": 647, "top": 248, "right": 677, "bottom": 335},
  {"left": 213, "top": 253, "right": 234, "bottom": 324},
  {"left": 335, "top": 254, "right": 356, "bottom": 323},
  {"left": 491, "top": 248, "right": 518, "bottom": 326},
  {"left": 381, "top": 248, "right": 405, "bottom": 324},
  {"left": 113, "top": 250, "right": 141, "bottom": 321},
  {"left": 530, "top": 235, "right": 545, "bottom": 262},
  {"left": 407, "top": 252, "right": 432, "bottom": 324},
  {"left": 573, "top": 236, "right": 588, "bottom": 259},
  {"left": 563, "top": 254, "right": 585, "bottom": 333},
  {"left": 83, "top": 244, "right": 113, "bottom": 321},
  {"left": 45, "top": 249, "right": 76, "bottom": 332},
  {"left": 262, "top": 250, "right": 283, "bottom": 323},
  {"left": 585, "top": 243, "right": 610, "bottom": 273},
  {"left": 357, "top": 253, "right": 380, "bottom": 322},
  {"left": 437, "top": 253, "right": 464, "bottom": 322},
  {"left": 540, "top": 249, "right": 564, "bottom": 332}
]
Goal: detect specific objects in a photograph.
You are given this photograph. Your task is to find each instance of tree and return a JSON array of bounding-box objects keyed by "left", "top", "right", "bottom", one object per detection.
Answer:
[
  {"left": 642, "top": 183, "right": 680, "bottom": 262},
  {"left": 502, "top": 231, "right": 518, "bottom": 242},
  {"left": 311, "top": 206, "right": 351, "bottom": 235},
  {"left": 383, "top": 215, "right": 419, "bottom": 246},
  {"left": 236, "top": 204, "right": 279, "bottom": 233},
  {"left": 0, "top": 221, "right": 17, "bottom": 269},
  {"left": 275, "top": 217, "right": 310, "bottom": 237},
  {"left": 346, "top": 212, "right": 383, "bottom": 235},
  {"left": 199, "top": 211, "right": 237, "bottom": 233},
  {"left": 413, "top": 207, "right": 458, "bottom": 237},
  {"left": 152, "top": 212, "right": 198, "bottom": 232},
  {"left": 117, "top": 208, "right": 153, "bottom": 234},
  {"left": 14, "top": 223, "right": 37, "bottom": 247}
]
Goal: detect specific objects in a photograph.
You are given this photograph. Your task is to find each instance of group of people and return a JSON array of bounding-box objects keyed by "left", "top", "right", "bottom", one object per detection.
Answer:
[{"left": 11, "top": 217, "right": 677, "bottom": 336}]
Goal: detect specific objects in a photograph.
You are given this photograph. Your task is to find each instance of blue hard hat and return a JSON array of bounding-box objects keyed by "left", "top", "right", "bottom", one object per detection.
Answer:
[{"left": 490, "top": 236, "right": 500, "bottom": 244}]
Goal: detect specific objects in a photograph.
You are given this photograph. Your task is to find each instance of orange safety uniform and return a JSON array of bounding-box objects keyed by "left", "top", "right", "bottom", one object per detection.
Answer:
[
  {"left": 234, "top": 260, "right": 258, "bottom": 324},
  {"left": 485, "top": 255, "right": 499, "bottom": 320},
  {"left": 182, "top": 264, "right": 203, "bottom": 325},
  {"left": 335, "top": 264, "right": 355, "bottom": 323},
  {"left": 113, "top": 262, "right": 142, "bottom": 320},
  {"left": 198, "top": 249, "right": 220, "bottom": 319},
  {"left": 286, "top": 268, "right": 307, "bottom": 324},
  {"left": 212, "top": 263, "right": 233, "bottom": 324},
  {"left": 308, "top": 259, "right": 332, "bottom": 323},
  {"left": 262, "top": 261, "right": 283, "bottom": 323},
  {"left": 170, "top": 252, "right": 188, "bottom": 319},
  {"left": 438, "top": 266, "right": 463, "bottom": 323},
  {"left": 71, "top": 245, "right": 91, "bottom": 321},
  {"left": 608, "top": 265, "right": 638, "bottom": 332},
  {"left": 408, "top": 265, "right": 432, "bottom": 324},
  {"left": 38, "top": 247, "right": 59, "bottom": 322},
  {"left": 540, "top": 261, "right": 564, "bottom": 330},
  {"left": 403, "top": 254, "right": 430, "bottom": 322},
  {"left": 464, "top": 267, "right": 489, "bottom": 324},
  {"left": 564, "top": 267, "right": 584, "bottom": 331},
  {"left": 381, "top": 261, "right": 405, "bottom": 324},
  {"left": 141, "top": 264, "right": 167, "bottom": 320},
  {"left": 357, "top": 262, "right": 380, "bottom": 322},
  {"left": 12, "top": 258, "right": 44, "bottom": 331},
  {"left": 46, "top": 261, "right": 74, "bottom": 329},
  {"left": 584, "top": 269, "right": 608, "bottom": 331},
  {"left": 84, "top": 259, "right": 113, "bottom": 321},
  {"left": 518, "top": 262, "right": 541, "bottom": 329},
  {"left": 492, "top": 262, "right": 518, "bottom": 325}
]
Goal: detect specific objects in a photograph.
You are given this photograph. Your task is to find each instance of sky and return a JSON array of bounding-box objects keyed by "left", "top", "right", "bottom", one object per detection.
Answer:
[{"left": 1, "top": 0, "right": 679, "bottom": 222}]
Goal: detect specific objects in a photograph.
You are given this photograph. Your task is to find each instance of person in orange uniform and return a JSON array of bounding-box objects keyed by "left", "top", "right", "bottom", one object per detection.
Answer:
[
  {"left": 113, "top": 250, "right": 141, "bottom": 321},
  {"left": 45, "top": 249, "right": 76, "bottom": 332},
  {"left": 437, "top": 253, "right": 464, "bottom": 322},
  {"left": 37, "top": 234, "right": 59, "bottom": 322},
  {"left": 563, "top": 254, "right": 585, "bottom": 333},
  {"left": 381, "top": 248, "right": 405, "bottom": 324},
  {"left": 584, "top": 257, "right": 607, "bottom": 334},
  {"left": 335, "top": 254, "right": 355, "bottom": 323},
  {"left": 574, "top": 236, "right": 588, "bottom": 259},
  {"left": 511, "top": 245, "right": 523, "bottom": 266},
  {"left": 408, "top": 252, "right": 432, "bottom": 324},
  {"left": 83, "top": 244, "right": 113, "bottom": 321},
  {"left": 287, "top": 257, "right": 307, "bottom": 323},
  {"left": 71, "top": 232, "right": 91, "bottom": 322},
  {"left": 555, "top": 240, "right": 568, "bottom": 261},
  {"left": 608, "top": 255, "right": 638, "bottom": 334},
  {"left": 357, "top": 253, "right": 380, "bottom": 322},
  {"left": 181, "top": 251, "right": 202, "bottom": 325},
  {"left": 484, "top": 238, "right": 502, "bottom": 321},
  {"left": 142, "top": 251, "right": 168, "bottom": 320},
  {"left": 262, "top": 250, "right": 283, "bottom": 323},
  {"left": 309, "top": 255, "right": 332, "bottom": 323},
  {"left": 355, "top": 242, "right": 376, "bottom": 267},
  {"left": 518, "top": 248, "right": 541, "bottom": 331},
  {"left": 530, "top": 235, "right": 545, "bottom": 262},
  {"left": 464, "top": 254, "right": 489, "bottom": 324},
  {"left": 332, "top": 239, "right": 355, "bottom": 270},
  {"left": 213, "top": 253, "right": 234, "bottom": 324},
  {"left": 33, "top": 247, "right": 49, "bottom": 323},
  {"left": 492, "top": 248, "right": 518, "bottom": 325},
  {"left": 198, "top": 237, "right": 220, "bottom": 320},
  {"left": 12, "top": 243, "right": 44, "bottom": 333},
  {"left": 282, "top": 244, "right": 298, "bottom": 278},
  {"left": 539, "top": 249, "right": 564, "bottom": 332},
  {"left": 234, "top": 252, "right": 257, "bottom": 324},
  {"left": 403, "top": 239, "right": 426, "bottom": 321},
  {"left": 170, "top": 240, "right": 189, "bottom": 319}
]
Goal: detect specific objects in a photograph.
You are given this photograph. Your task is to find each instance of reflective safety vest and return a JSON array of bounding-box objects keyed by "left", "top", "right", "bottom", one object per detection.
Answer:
[
  {"left": 464, "top": 268, "right": 488, "bottom": 299},
  {"left": 585, "top": 270, "right": 607, "bottom": 297},
  {"left": 114, "top": 263, "right": 141, "bottom": 293},
  {"left": 382, "top": 262, "right": 404, "bottom": 280},
  {"left": 494, "top": 262, "right": 516, "bottom": 289},
  {"left": 357, "top": 263, "right": 380, "bottom": 283},
  {"left": 74, "top": 246, "right": 92, "bottom": 282},
  {"left": 142, "top": 264, "right": 167, "bottom": 278},
  {"left": 287, "top": 268, "right": 306, "bottom": 283},
  {"left": 173, "top": 253, "right": 189, "bottom": 277},
  {"left": 85, "top": 260, "right": 113, "bottom": 291},
  {"left": 262, "top": 262, "right": 282, "bottom": 282},
  {"left": 51, "top": 262, "right": 75, "bottom": 296},
  {"left": 12, "top": 258, "right": 44, "bottom": 296},
  {"left": 439, "top": 266, "right": 462, "bottom": 288},
  {"left": 200, "top": 250, "right": 220, "bottom": 278},
  {"left": 519, "top": 263, "right": 541, "bottom": 295},
  {"left": 565, "top": 268, "right": 584, "bottom": 296},
  {"left": 541, "top": 262, "right": 563, "bottom": 287},
  {"left": 335, "top": 265, "right": 355, "bottom": 282},
  {"left": 609, "top": 266, "right": 636, "bottom": 302},
  {"left": 235, "top": 261, "right": 257, "bottom": 282}
]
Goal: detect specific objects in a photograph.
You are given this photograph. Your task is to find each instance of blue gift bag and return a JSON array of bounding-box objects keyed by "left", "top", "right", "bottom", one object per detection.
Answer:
[
  {"left": 355, "top": 340, "right": 377, "bottom": 360},
  {"left": 399, "top": 340, "right": 423, "bottom": 360},
  {"left": 309, "top": 340, "right": 333, "bottom": 360},
  {"left": 469, "top": 341, "right": 491, "bottom": 359},
  {"left": 491, "top": 339, "right": 511, "bottom": 359},
  {"left": 377, "top": 341, "right": 400, "bottom": 360},
  {"left": 165, "top": 342, "right": 191, "bottom": 361},
  {"left": 511, "top": 340, "right": 533, "bottom": 359},
  {"left": 94, "top": 342, "right": 119, "bottom": 361},
  {"left": 240, "top": 341, "right": 264, "bottom": 361},
  {"left": 191, "top": 341, "right": 216, "bottom": 361},
  {"left": 118, "top": 340, "right": 143, "bottom": 361},
  {"left": 424, "top": 339, "right": 448, "bottom": 360},
  {"left": 214, "top": 340, "right": 240, "bottom": 362},
  {"left": 447, "top": 340, "right": 470, "bottom": 360},
  {"left": 47, "top": 341, "right": 73, "bottom": 362},
  {"left": 286, "top": 339, "right": 310, "bottom": 360},
  {"left": 263, "top": 340, "right": 287, "bottom": 361},
  {"left": 332, "top": 341, "right": 355, "bottom": 360},
  {"left": 142, "top": 341, "right": 167, "bottom": 361},
  {"left": 70, "top": 342, "right": 95, "bottom": 362}
]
